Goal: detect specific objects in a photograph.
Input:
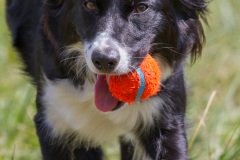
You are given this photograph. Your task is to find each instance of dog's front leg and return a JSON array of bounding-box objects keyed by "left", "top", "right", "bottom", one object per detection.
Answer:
[
  {"left": 136, "top": 115, "right": 188, "bottom": 160},
  {"left": 120, "top": 137, "right": 135, "bottom": 160},
  {"left": 34, "top": 113, "right": 103, "bottom": 160}
]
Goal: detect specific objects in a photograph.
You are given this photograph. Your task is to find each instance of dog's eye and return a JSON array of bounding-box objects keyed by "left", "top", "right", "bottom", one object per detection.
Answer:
[
  {"left": 135, "top": 4, "right": 148, "bottom": 13},
  {"left": 84, "top": 1, "right": 97, "bottom": 11}
]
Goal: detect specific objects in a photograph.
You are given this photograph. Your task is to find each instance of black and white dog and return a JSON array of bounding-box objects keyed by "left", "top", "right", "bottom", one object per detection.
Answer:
[{"left": 6, "top": 0, "right": 207, "bottom": 159}]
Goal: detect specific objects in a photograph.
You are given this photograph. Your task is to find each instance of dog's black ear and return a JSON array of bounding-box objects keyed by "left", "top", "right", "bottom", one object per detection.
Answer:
[
  {"left": 6, "top": 0, "right": 43, "bottom": 76},
  {"left": 175, "top": 0, "right": 208, "bottom": 63},
  {"left": 6, "top": 0, "right": 41, "bottom": 42},
  {"left": 43, "top": 0, "right": 80, "bottom": 48}
]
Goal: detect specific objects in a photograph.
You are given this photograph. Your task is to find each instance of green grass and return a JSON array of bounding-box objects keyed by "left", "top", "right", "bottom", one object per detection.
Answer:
[
  {"left": 0, "top": 0, "right": 240, "bottom": 159},
  {"left": 186, "top": 1, "right": 240, "bottom": 159}
]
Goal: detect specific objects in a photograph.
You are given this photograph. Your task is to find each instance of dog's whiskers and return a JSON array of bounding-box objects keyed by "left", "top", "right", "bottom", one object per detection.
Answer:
[{"left": 150, "top": 43, "right": 181, "bottom": 55}]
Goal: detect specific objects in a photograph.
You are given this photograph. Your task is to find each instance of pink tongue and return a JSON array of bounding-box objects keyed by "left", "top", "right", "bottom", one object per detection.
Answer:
[{"left": 94, "top": 75, "right": 119, "bottom": 112}]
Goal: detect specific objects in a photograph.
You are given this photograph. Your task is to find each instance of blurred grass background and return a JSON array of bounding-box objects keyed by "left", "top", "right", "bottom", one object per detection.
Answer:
[{"left": 0, "top": 0, "right": 239, "bottom": 159}]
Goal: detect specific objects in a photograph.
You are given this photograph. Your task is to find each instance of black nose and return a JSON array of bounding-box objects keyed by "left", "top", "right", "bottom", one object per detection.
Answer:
[{"left": 91, "top": 50, "right": 120, "bottom": 72}]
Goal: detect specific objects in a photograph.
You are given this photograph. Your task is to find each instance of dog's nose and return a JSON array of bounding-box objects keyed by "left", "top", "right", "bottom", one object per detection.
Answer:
[{"left": 91, "top": 50, "right": 119, "bottom": 72}]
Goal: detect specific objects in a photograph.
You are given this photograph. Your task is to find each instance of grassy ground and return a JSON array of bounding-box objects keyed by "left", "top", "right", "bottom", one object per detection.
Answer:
[{"left": 0, "top": 0, "right": 239, "bottom": 159}]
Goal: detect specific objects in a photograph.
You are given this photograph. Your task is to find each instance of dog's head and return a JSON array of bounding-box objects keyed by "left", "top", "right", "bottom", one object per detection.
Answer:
[{"left": 44, "top": 0, "right": 207, "bottom": 81}]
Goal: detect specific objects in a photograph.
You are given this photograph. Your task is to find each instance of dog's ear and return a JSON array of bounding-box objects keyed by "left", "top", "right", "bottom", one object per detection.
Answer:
[
  {"left": 175, "top": 0, "right": 208, "bottom": 63},
  {"left": 179, "top": 19, "right": 206, "bottom": 63},
  {"left": 43, "top": 0, "right": 80, "bottom": 48}
]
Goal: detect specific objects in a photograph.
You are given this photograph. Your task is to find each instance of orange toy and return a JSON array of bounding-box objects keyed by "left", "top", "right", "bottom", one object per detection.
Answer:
[{"left": 107, "top": 54, "right": 161, "bottom": 103}]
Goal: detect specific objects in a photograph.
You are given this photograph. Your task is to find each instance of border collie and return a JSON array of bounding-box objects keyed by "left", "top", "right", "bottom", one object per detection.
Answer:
[{"left": 6, "top": 0, "right": 207, "bottom": 159}]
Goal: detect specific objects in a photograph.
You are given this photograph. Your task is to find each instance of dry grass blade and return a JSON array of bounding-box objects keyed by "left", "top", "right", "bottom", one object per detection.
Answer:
[
  {"left": 220, "top": 122, "right": 240, "bottom": 159},
  {"left": 11, "top": 145, "right": 15, "bottom": 160},
  {"left": 189, "top": 90, "right": 217, "bottom": 149}
]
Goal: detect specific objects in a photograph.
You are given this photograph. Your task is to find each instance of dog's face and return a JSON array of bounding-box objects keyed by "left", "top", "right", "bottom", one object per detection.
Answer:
[
  {"left": 79, "top": 0, "right": 164, "bottom": 75},
  {"left": 44, "top": 0, "right": 206, "bottom": 79}
]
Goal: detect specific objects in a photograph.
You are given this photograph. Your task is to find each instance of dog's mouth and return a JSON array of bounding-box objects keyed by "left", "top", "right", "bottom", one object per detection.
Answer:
[{"left": 94, "top": 75, "right": 125, "bottom": 112}]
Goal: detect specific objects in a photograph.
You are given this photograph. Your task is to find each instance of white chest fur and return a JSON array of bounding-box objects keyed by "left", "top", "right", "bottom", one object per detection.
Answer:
[{"left": 42, "top": 79, "right": 162, "bottom": 146}]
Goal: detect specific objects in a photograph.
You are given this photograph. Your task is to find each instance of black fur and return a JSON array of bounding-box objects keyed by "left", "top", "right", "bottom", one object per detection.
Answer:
[{"left": 6, "top": 0, "right": 207, "bottom": 159}]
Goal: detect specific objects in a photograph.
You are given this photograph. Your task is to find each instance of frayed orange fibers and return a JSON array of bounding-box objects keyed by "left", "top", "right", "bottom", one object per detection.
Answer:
[{"left": 107, "top": 54, "right": 161, "bottom": 103}]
